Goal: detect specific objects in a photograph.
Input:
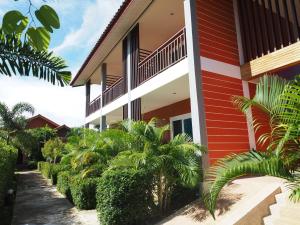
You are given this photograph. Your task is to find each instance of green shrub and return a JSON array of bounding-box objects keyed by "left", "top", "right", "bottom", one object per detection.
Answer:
[
  {"left": 50, "top": 164, "right": 70, "bottom": 185},
  {"left": 70, "top": 176, "right": 98, "bottom": 209},
  {"left": 0, "top": 141, "right": 17, "bottom": 218},
  {"left": 97, "top": 169, "right": 155, "bottom": 225},
  {"left": 57, "top": 171, "right": 72, "bottom": 201},
  {"left": 42, "top": 138, "right": 65, "bottom": 163},
  {"left": 38, "top": 161, "right": 51, "bottom": 178},
  {"left": 81, "top": 163, "right": 106, "bottom": 178}
]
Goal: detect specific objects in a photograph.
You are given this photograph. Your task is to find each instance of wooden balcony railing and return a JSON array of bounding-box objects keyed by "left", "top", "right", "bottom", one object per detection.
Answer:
[
  {"left": 103, "top": 77, "right": 125, "bottom": 106},
  {"left": 138, "top": 28, "right": 187, "bottom": 85},
  {"left": 87, "top": 95, "right": 101, "bottom": 116}
]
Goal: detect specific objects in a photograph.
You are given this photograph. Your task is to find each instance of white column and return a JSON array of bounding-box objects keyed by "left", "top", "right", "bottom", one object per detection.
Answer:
[
  {"left": 184, "top": 0, "right": 209, "bottom": 168},
  {"left": 127, "top": 34, "right": 132, "bottom": 120},
  {"left": 100, "top": 63, "right": 107, "bottom": 131}
]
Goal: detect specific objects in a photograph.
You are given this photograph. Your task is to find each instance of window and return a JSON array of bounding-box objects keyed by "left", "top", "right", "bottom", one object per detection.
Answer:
[{"left": 170, "top": 113, "right": 193, "bottom": 140}]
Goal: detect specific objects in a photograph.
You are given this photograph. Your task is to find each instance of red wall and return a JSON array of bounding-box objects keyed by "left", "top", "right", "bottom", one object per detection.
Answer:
[
  {"left": 196, "top": 0, "right": 240, "bottom": 65},
  {"left": 142, "top": 99, "right": 191, "bottom": 140},
  {"left": 203, "top": 71, "right": 250, "bottom": 163},
  {"left": 143, "top": 99, "right": 190, "bottom": 122},
  {"left": 196, "top": 0, "right": 250, "bottom": 163}
]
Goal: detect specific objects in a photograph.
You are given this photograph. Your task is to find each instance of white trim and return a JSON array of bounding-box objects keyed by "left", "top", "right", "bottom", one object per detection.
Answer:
[
  {"left": 170, "top": 113, "right": 191, "bottom": 138},
  {"left": 200, "top": 56, "right": 241, "bottom": 79},
  {"left": 242, "top": 81, "right": 256, "bottom": 150}
]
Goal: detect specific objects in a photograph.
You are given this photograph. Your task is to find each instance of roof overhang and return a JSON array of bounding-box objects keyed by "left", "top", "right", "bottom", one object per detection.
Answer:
[{"left": 71, "top": 0, "right": 153, "bottom": 87}]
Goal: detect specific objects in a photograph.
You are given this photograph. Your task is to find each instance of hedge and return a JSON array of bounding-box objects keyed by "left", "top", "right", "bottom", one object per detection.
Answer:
[
  {"left": 50, "top": 164, "right": 70, "bottom": 185},
  {"left": 0, "top": 141, "right": 17, "bottom": 217},
  {"left": 57, "top": 171, "right": 72, "bottom": 201},
  {"left": 38, "top": 162, "right": 51, "bottom": 178},
  {"left": 97, "top": 169, "right": 155, "bottom": 225},
  {"left": 38, "top": 162, "right": 70, "bottom": 185},
  {"left": 70, "top": 176, "right": 99, "bottom": 210}
]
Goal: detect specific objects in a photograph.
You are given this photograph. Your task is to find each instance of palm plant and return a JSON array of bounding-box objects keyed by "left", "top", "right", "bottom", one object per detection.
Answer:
[
  {"left": 203, "top": 75, "right": 300, "bottom": 218},
  {"left": 110, "top": 118, "right": 205, "bottom": 215},
  {"left": 0, "top": 102, "right": 34, "bottom": 144},
  {"left": 0, "top": 30, "right": 71, "bottom": 86}
]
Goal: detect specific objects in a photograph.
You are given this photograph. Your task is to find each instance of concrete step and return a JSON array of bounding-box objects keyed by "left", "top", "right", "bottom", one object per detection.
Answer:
[
  {"left": 263, "top": 215, "right": 274, "bottom": 225},
  {"left": 269, "top": 204, "right": 280, "bottom": 216},
  {"left": 274, "top": 191, "right": 289, "bottom": 204}
]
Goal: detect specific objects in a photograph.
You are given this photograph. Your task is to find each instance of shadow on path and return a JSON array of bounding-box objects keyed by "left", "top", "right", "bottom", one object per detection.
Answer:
[{"left": 12, "top": 170, "right": 84, "bottom": 225}]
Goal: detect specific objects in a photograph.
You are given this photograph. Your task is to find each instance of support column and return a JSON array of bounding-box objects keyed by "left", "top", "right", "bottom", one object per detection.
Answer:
[
  {"left": 122, "top": 37, "right": 129, "bottom": 120},
  {"left": 100, "top": 63, "right": 107, "bottom": 131},
  {"left": 85, "top": 80, "right": 91, "bottom": 117},
  {"left": 127, "top": 32, "right": 132, "bottom": 121},
  {"left": 184, "top": 0, "right": 209, "bottom": 169}
]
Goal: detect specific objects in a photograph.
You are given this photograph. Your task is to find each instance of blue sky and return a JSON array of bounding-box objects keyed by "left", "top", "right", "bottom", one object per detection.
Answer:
[{"left": 0, "top": 0, "right": 122, "bottom": 127}]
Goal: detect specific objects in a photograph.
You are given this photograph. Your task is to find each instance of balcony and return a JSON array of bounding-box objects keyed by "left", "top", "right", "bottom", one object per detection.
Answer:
[
  {"left": 87, "top": 95, "right": 101, "bottom": 117},
  {"left": 87, "top": 28, "right": 187, "bottom": 117},
  {"left": 138, "top": 28, "right": 187, "bottom": 85}
]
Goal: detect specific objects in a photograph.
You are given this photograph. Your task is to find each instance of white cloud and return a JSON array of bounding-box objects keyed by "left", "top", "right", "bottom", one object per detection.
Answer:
[
  {"left": 53, "top": 0, "right": 122, "bottom": 54},
  {"left": 0, "top": 76, "right": 85, "bottom": 127}
]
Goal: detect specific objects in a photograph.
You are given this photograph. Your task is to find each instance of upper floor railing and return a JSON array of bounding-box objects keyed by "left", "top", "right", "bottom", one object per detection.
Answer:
[
  {"left": 138, "top": 28, "right": 187, "bottom": 85},
  {"left": 103, "top": 77, "right": 125, "bottom": 106},
  {"left": 238, "top": 0, "right": 300, "bottom": 63},
  {"left": 87, "top": 95, "right": 101, "bottom": 116},
  {"left": 87, "top": 28, "right": 187, "bottom": 117}
]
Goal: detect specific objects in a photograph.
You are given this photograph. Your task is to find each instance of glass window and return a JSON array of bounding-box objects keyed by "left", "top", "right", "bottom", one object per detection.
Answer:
[
  {"left": 172, "top": 120, "right": 182, "bottom": 137},
  {"left": 183, "top": 118, "right": 193, "bottom": 139},
  {"left": 171, "top": 115, "right": 193, "bottom": 141}
]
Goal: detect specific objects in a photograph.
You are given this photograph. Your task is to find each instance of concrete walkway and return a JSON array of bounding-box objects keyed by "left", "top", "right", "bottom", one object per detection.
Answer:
[{"left": 12, "top": 170, "right": 99, "bottom": 225}]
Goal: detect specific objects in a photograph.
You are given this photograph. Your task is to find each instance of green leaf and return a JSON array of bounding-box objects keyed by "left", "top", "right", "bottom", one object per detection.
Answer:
[
  {"left": 26, "top": 27, "right": 50, "bottom": 51},
  {"left": 35, "top": 5, "right": 60, "bottom": 33},
  {"left": 2, "top": 10, "right": 29, "bottom": 34}
]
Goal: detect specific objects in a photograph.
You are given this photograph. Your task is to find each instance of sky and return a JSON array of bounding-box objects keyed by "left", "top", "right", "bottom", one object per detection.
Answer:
[{"left": 0, "top": 0, "right": 123, "bottom": 127}]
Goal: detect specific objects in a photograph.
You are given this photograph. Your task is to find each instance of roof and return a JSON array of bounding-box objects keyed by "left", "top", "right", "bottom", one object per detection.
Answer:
[
  {"left": 55, "top": 124, "right": 71, "bottom": 131},
  {"left": 27, "top": 114, "right": 60, "bottom": 128},
  {"left": 70, "top": 0, "right": 132, "bottom": 86}
]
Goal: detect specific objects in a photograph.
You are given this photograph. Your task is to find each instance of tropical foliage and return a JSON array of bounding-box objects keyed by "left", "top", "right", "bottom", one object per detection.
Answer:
[
  {"left": 110, "top": 119, "right": 204, "bottom": 215},
  {"left": 18, "top": 126, "right": 57, "bottom": 161},
  {"left": 0, "top": 0, "right": 71, "bottom": 85},
  {"left": 0, "top": 102, "right": 34, "bottom": 144},
  {"left": 0, "top": 31, "right": 71, "bottom": 86},
  {"left": 37, "top": 118, "right": 204, "bottom": 224},
  {"left": 203, "top": 75, "right": 300, "bottom": 218},
  {"left": 0, "top": 140, "right": 17, "bottom": 222},
  {"left": 42, "top": 137, "right": 65, "bottom": 163}
]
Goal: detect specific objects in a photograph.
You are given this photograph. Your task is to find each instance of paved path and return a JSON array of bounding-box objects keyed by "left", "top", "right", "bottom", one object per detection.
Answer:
[{"left": 12, "top": 170, "right": 98, "bottom": 225}]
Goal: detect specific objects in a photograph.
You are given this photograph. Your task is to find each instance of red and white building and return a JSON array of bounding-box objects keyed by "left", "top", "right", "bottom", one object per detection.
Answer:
[{"left": 71, "top": 0, "right": 300, "bottom": 165}]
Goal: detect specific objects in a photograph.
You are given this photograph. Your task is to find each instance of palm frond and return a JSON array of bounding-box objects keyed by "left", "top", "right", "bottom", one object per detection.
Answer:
[
  {"left": 203, "top": 151, "right": 291, "bottom": 218},
  {"left": 0, "top": 30, "right": 71, "bottom": 86},
  {"left": 11, "top": 102, "right": 34, "bottom": 117},
  {"left": 233, "top": 75, "right": 287, "bottom": 116}
]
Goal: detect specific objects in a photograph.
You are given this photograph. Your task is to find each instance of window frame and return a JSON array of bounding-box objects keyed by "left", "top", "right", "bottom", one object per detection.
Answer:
[{"left": 169, "top": 113, "right": 192, "bottom": 139}]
